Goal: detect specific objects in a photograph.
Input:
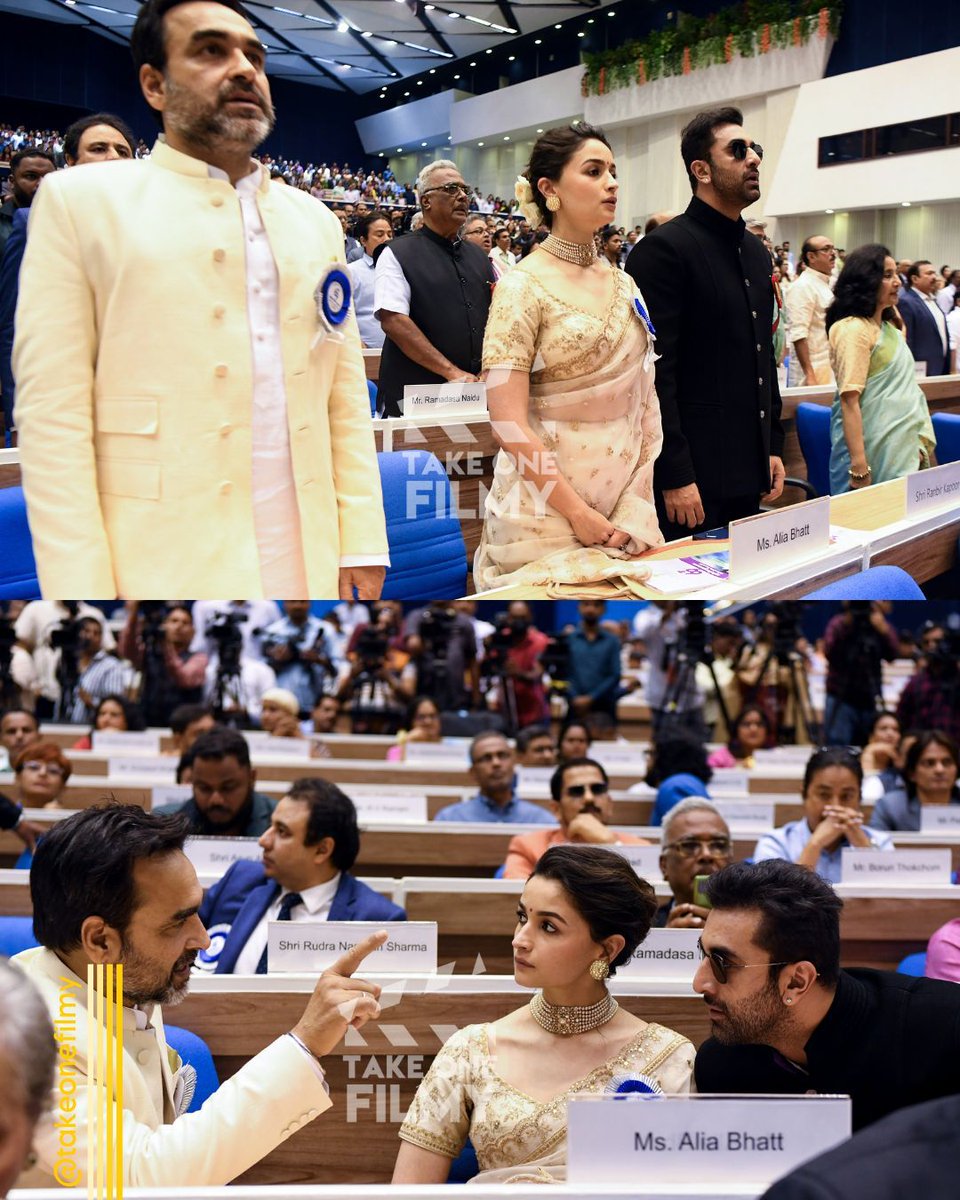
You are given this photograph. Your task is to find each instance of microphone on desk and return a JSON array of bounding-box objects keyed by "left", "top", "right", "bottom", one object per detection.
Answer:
[{"left": 605, "top": 1072, "right": 663, "bottom": 1098}]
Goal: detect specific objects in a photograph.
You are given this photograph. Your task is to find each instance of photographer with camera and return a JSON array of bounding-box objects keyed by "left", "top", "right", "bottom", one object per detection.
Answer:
[
  {"left": 822, "top": 603, "right": 899, "bottom": 747},
  {"left": 632, "top": 603, "right": 707, "bottom": 740},
  {"left": 405, "top": 602, "right": 478, "bottom": 714},
  {"left": 118, "top": 603, "right": 208, "bottom": 727},
  {"left": 896, "top": 626, "right": 960, "bottom": 742},
  {"left": 338, "top": 604, "right": 412, "bottom": 734},
  {"left": 11, "top": 601, "right": 113, "bottom": 718},
  {"left": 484, "top": 603, "right": 549, "bottom": 731},
  {"left": 261, "top": 601, "right": 336, "bottom": 716}
]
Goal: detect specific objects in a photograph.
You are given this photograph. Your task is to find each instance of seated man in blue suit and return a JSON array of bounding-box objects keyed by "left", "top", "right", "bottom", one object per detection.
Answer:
[{"left": 198, "top": 777, "right": 405, "bottom": 973}]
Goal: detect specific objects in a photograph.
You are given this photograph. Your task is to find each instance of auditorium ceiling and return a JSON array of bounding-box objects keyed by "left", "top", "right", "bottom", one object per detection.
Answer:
[{"left": 3, "top": 0, "right": 613, "bottom": 94}]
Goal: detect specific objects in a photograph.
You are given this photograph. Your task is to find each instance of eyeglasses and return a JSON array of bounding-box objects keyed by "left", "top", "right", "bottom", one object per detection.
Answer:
[
  {"left": 21, "top": 761, "right": 65, "bottom": 777},
  {"left": 728, "top": 139, "right": 763, "bottom": 162},
  {"left": 421, "top": 182, "right": 471, "bottom": 198},
  {"left": 698, "top": 939, "right": 790, "bottom": 985},
  {"left": 564, "top": 782, "right": 609, "bottom": 799},
  {"left": 812, "top": 244, "right": 836, "bottom": 254},
  {"left": 663, "top": 837, "right": 732, "bottom": 858}
]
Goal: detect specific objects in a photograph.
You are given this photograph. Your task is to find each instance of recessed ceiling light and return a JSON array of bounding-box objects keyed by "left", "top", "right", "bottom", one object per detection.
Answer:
[
  {"left": 336, "top": 19, "right": 347, "bottom": 32},
  {"left": 397, "top": 148, "right": 403, "bottom": 152},
  {"left": 555, "top": 23, "right": 561, "bottom": 29},
  {"left": 485, "top": 48, "right": 492, "bottom": 53},
  {"left": 534, "top": 38, "right": 541, "bottom": 45},
  {"left": 902, "top": 201, "right": 912, "bottom": 207},
  {"left": 503, "top": 135, "right": 510, "bottom": 141},
  {"left": 453, "top": 73, "right": 460, "bottom": 79},
  {"left": 469, "top": 61, "right": 476, "bottom": 66},
  {"left": 417, "top": 80, "right": 423, "bottom": 85},
  {"left": 421, "top": 141, "right": 427, "bottom": 146},
  {"left": 478, "top": 141, "right": 484, "bottom": 147},
  {"left": 429, "top": 68, "right": 436, "bottom": 73},
  {"left": 404, "top": 90, "right": 410, "bottom": 96},
  {"left": 536, "top": 128, "right": 544, "bottom": 133},
  {"left": 577, "top": 31, "right": 585, "bottom": 38},
  {"left": 825, "top": 208, "right": 834, "bottom": 214},
  {"left": 508, "top": 55, "right": 515, "bottom": 61},
  {"left": 588, "top": 17, "right": 594, "bottom": 22}
]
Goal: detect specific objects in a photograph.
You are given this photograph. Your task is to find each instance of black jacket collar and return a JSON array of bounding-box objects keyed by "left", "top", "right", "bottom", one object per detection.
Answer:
[
  {"left": 418, "top": 223, "right": 460, "bottom": 253},
  {"left": 686, "top": 194, "right": 746, "bottom": 244}
]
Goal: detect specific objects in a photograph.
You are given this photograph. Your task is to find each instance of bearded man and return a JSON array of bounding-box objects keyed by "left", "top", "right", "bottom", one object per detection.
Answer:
[{"left": 14, "top": 0, "right": 387, "bottom": 599}]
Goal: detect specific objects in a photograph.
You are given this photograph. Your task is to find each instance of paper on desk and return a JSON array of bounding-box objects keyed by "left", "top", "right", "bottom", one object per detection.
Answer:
[{"left": 645, "top": 550, "right": 729, "bottom": 594}]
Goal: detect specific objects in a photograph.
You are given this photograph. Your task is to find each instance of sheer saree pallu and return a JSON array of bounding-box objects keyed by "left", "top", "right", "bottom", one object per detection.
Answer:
[{"left": 473, "top": 268, "right": 665, "bottom": 595}]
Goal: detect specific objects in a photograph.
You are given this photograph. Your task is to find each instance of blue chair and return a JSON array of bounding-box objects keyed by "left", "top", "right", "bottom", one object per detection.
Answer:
[
  {"left": 447, "top": 1139, "right": 479, "bottom": 1183},
  {"left": 367, "top": 378, "right": 378, "bottom": 417},
  {"left": 0, "top": 915, "right": 39, "bottom": 957},
  {"left": 164, "top": 1025, "right": 220, "bottom": 1113},
  {"left": 377, "top": 450, "right": 467, "bottom": 599},
  {"left": 897, "top": 952, "right": 927, "bottom": 977},
  {"left": 14, "top": 848, "right": 32, "bottom": 870},
  {"left": 795, "top": 402, "right": 831, "bottom": 498},
  {"left": 931, "top": 412, "right": 960, "bottom": 465},
  {"left": 803, "top": 565, "right": 924, "bottom": 600},
  {"left": 0, "top": 486, "right": 40, "bottom": 600}
]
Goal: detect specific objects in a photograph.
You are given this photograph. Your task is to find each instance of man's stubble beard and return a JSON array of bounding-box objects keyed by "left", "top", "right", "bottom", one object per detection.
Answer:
[
  {"left": 120, "top": 940, "right": 197, "bottom": 1008},
  {"left": 164, "top": 78, "right": 276, "bottom": 154},
  {"left": 710, "top": 978, "right": 784, "bottom": 1046}
]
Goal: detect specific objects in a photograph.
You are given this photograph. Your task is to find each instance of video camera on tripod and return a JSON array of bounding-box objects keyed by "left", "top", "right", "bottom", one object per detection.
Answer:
[{"left": 206, "top": 611, "right": 251, "bottom": 726}]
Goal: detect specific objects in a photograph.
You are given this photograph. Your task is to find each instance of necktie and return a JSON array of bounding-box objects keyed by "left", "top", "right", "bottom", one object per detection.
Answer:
[{"left": 255, "top": 891, "right": 303, "bottom": 975}]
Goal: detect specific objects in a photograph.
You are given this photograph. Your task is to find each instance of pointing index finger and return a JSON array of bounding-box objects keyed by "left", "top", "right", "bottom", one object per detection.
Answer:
[{"left": 323, "top": 930, "right": 389, "bottom": 979}]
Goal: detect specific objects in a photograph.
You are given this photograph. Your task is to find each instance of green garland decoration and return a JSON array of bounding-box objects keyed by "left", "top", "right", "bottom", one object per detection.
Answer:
[{"left": 582, "top": 1, "right": 842, "bottom": 97}]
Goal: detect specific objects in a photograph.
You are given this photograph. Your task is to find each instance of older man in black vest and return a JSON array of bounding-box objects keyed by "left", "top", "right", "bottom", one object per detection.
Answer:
[
  {"left": 374, "top": 159, "right": 496, "bottom": 417},
  {"left": 626, "top": 107, "right": 785, "bottom": 540}
]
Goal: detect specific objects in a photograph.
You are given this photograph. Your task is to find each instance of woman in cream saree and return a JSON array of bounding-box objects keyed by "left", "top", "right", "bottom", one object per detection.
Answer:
[{"left": 473, "top": 265, "right": 665, "bottom": 596}]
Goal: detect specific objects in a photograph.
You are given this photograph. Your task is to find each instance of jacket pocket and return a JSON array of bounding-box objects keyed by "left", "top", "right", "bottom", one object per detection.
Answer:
[
  {"left": 96, "top": 397, "right": 159, "bottom": 436},
  {"left": 97, "top": 458, "right": 161, "bottom": 500}
]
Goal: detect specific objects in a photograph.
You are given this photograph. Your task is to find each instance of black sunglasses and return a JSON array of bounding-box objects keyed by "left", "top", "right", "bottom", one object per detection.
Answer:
[
  {"left": 728, "top": 139, "right": 763, "bottom": 162},
  {"left": 564, "top": 782, "right": 609, "bottom": 799},
  {"left": 697, "top": 939, "right": 790, "bottom": 985}
]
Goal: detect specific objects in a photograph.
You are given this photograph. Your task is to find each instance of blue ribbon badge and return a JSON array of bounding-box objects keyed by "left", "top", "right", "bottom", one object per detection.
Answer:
[
  {"left": 633, "top": 297, "right": 656, "bottom": 341},
  {"left": 313, "top": 264, "right": 352, "bottom": 345}
]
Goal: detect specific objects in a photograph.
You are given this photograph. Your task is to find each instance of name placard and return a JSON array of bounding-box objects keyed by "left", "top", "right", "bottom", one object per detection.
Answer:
[
  {"left": 267, "top": 920, "right": 437, "bottom": 974},
  {"left": 712, "top": 800, "right": 775, "bottom": 830},
  {"left": 516, "top": 766, "right": 554, "bottom": 791},
  {"left": 108, "top": 756, "right": 176, "bottom": 779},
  {"left": 403, "top": 741, "right": 469, "bottom": 765},
  {"left": 92, "top": 730, "right": 161, "bottom": 754},
  {"left": 589, "top": 744, "right": 648, "bottom": 770},
  {"left": 841, "top": 847, "right": 952, "bottom": 884},
  {"left": 403, "top": 381, "right": 488, "bottom": 418},
  {"left": 352, "top": 793, "right": 428, "bottom": 822},
  {"left": 567, "top": 1095, "right": 851, "bottom": 1186},
  {"left": 708, "top": 769, "right": 751, "bottom": 793},
  {"left": 243, "top": 732, "right": 312, "bottom": 758},
  {"left": 151, "top": 784, "right": 192, "bottom": 809},
  {"left": 729, "top": 496, "right": 830, "bottom": 581},
  {"left": 618, "top": 928, "right": 700, "bottom": 981},
  {"left": 606, "top": 843, "right": 663, "bottom": 882},
  {"left": 920, "top": 805, "right": 960, "bottom": 833},
  {"left": 906, "top": 460, "right": 960, "bottom": 518},
  {"left": 184, "top": 836, "right": 264, "bottom": 875}
]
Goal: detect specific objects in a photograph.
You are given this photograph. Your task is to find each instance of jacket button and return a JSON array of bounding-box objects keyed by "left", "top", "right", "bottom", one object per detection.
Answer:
[
  {"left": 214, "top": 364, "right": 228, "bottom": 378},
  {"left": 752, "top": 310, "right": 758, "bottom": 319},
  {"left": 745, "top": 278, "right": 751, "bottom": 287},
  {"left": 213, "top": 248, "right": 226, "bottom": 262},
  {"left": 219, "top": 481, "right": 232, "bottom": 495},
  {"left": 213, "top": 304, "right": 226, "bottom": 319},
  {"left": 137, "top": 1050, "right": 151, "bottom": 1065},
  {"left": 760, "top": 409, "right": 766, "bottom": 419},
  {"left": 758, "top": 377, "right": 764, "bottom": 386},
  {"left": 211, "top": 195, "right": 224, "bottom": 208},
  {"left": 756, "top": 344, "right": 762, "bottom": 353},
  {"left": 308, "top": 1108, "right": 319, "bottom": 1118},
  {"left": 219, "top": 422, "right": 232, "bottom": 437}
]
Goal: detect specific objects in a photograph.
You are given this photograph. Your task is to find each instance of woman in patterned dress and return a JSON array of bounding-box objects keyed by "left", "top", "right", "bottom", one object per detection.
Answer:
[{"left": 392, "top": 846, "right": 693, "bottom": 1184}]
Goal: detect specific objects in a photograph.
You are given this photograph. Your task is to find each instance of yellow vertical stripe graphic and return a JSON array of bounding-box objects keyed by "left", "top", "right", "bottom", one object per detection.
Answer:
[{"left": 86, "top": 964, "right": 123, "bottom": 1200}]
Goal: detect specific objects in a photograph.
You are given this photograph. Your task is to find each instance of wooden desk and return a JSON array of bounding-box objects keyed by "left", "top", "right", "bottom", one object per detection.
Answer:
[{"left": 173, "top": 978, "right": 710, "bottom": 1186}]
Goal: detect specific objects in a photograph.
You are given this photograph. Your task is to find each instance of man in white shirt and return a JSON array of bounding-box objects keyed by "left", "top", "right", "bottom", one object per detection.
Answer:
[
  {"left": 788, "top": 236, "right": 836, "bottom": 386},
  {"left": 14, "top": 0, "right": 387, "bottom": 598},
  {"left": 488, "top": 226, "right": 516, "bottom": 273},
  {"left": 198, "top": 777, "right": 405, "bottom": 973}
]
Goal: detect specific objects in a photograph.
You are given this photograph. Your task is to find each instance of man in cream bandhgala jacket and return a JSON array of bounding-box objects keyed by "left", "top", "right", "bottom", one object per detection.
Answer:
[
  {"left": 13, "top": 138, "right": 388, "bottom": 598},
  {"left": 13, "top": 945, "right": 332, "bottom": 1188}
]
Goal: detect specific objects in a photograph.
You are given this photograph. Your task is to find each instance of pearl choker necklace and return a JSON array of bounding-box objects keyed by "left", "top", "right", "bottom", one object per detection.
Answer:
[
  {"left": 530, "top": 991, "right": 618, "bottom": 1037},
  {"left": 541, "top": 233, "right": 598, "bottom": 268}
]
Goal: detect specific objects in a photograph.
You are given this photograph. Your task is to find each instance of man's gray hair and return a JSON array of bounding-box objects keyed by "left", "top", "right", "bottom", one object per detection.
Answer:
[
  {"left": 416, "top": 159, "right": 459, "bottom": 200},
  {"left": 0, "top": 959, "right": 56, "bottom": 1123},
  {"left": 460, "top": 215, "right": 485, "bottom": 236},
  {"left": 409, "top": 211, "right": 424, "bottom": 232},
  {"left": 661, "top": 797, "right": 728, "bottom": 846}
]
